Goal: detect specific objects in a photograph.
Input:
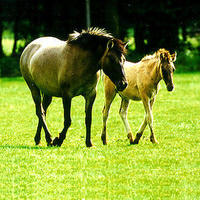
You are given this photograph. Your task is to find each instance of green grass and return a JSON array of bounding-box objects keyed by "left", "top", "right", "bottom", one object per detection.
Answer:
[{"left": 0, "top": 74, "right": 200, "bottom": 199}]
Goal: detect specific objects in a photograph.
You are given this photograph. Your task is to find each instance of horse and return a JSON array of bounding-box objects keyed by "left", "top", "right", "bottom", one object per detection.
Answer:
[
  {"left": 20, "top": 27, "right": 128, "bottom": 147},
  {"left": 101, "top": 49, "right": 176, "bottom": 145}
]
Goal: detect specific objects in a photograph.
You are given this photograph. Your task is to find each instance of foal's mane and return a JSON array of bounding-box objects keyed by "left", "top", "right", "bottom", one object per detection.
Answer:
[
  {"left": 68, "top": 27, "right": 127, "bottom": 55},
  {"left": 141, "top": 49, "right": 172, "bottom": 62}
]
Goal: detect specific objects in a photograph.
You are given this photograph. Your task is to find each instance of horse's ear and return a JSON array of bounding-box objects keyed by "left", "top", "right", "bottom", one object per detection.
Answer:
[
  {"left": 107, "top": 39, "right": 114, "bottom": 50},
  {"left": 171, "top": 52, "right": 177, "bottom": 62},
  {"left": 124, "top": 40, "right": 130, "bottom": 49}
]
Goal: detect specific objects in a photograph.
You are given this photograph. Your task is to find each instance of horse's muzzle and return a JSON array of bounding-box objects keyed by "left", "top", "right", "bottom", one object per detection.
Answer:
[
  {"left": 116, "top": 80, "right": 128, "bottom": 91},
  {"left": 167, "top": 84, "right": 174, "bottom": 91}
]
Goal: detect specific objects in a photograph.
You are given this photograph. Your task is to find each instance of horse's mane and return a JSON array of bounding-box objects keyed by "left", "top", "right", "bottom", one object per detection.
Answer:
[
  {"left": 69, "top": 27, "right": 113, "bottom": 40},
  {"left": 141, "top": 48, "right": 171, "bottom": 62},
  {"left": 68, "top": 27, "right": 127, "bottom": 55}
]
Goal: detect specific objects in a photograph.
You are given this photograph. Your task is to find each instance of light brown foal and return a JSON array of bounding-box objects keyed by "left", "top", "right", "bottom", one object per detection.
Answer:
[{"left": 101, "top": 49, "right": 176, "bottom": 145}]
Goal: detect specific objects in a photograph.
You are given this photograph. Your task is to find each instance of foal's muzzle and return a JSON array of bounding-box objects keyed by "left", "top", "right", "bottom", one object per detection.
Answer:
[{"left": 116, "top": 80, "right": 128, "bottom": 91}]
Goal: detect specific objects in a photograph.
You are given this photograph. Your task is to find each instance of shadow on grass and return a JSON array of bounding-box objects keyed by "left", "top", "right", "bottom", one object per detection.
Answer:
[{"left": 0, "top": 144, "right": 59, "bottom": 150}]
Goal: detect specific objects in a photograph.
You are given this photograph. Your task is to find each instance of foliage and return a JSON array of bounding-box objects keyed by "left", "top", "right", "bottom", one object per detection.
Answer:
[
  {"left": 176, "top": 49, "right": 200, "bottom": 72},
  {"left": 0, "top": 74, "right": 200, "bottom": 199},
  {"left": 0, "top": 56, "right": 20, "bottom": 77},
  {"left": 0, "top": 1, "right": 200, "bottom": 76}
]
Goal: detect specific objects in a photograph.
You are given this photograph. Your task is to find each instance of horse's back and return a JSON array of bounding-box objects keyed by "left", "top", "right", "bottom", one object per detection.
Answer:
[{"left": 20, "top": 37, "right": 65, "bottom": 67}]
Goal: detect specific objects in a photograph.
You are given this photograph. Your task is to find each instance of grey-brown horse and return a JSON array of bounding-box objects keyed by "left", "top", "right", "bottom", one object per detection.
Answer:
[
  {"left": 101, "top": 49, "right": 176, "bottom": 145},
  {"left": 20, "top": 28, "right": 127, "bottom": 147}
]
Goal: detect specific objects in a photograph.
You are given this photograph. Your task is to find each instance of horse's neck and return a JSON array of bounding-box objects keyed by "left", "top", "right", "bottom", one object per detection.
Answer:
[{"left": 67, "top": 45, "right": 101, "bottom": 73}]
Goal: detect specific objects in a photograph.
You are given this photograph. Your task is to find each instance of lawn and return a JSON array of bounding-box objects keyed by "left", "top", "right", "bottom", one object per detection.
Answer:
[{"left": 0, "top": 73, "right": 200, "bottom": 199}]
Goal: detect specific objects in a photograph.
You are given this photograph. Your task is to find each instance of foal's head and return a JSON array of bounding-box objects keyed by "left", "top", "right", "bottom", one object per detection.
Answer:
[{"left": 158, "top": 49, "right": 176, "bottom": 91}]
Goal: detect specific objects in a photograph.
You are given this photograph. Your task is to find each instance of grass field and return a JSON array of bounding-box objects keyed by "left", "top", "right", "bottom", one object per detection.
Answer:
[{"left": 0, "top": 73, "right": 200, "bottom": 199}]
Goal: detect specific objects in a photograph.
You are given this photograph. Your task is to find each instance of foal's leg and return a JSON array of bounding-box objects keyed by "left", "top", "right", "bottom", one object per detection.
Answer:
[
  {"left": 148, "top": 98, "right": 158, "bottom": 143},
  {"left": 53, "top": 96, "right": 72, "bottom": 147},
  {"left": 34, "top": 94, "right": 52, "bottom": 145},
  {"left": 141, "top": 97, "right": 158, "bottom": 144},
  {"left": 29, "top": 86, "right": 52, "bottom": 146},
  {"left": 84, "top": 91, "right": 96, "bottom": 147},
  {"left": 133, "top": 115, "right": 147, "bottom": 144},
  {"left": 119, "top": 98, "right": 134, "bottom": 144},
  {"left": 133, "top": 98, "right": 156, "bottom": 144},
  {"left": 101, "top": 90, "right": 116, "bottom": 145}
]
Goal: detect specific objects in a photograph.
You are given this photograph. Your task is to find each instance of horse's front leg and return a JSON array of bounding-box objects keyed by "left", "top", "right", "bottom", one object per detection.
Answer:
[
  {"left": 84, "top": 91, "right": 96, "bottom": 147},
  {"left": 53, "top": 96, "right": 72, "bottom": 147}
]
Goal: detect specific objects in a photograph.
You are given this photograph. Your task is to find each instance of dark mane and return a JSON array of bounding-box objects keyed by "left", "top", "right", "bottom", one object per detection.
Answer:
[{"left": 68, "top": 27, "right": 127, "bottom": 55}]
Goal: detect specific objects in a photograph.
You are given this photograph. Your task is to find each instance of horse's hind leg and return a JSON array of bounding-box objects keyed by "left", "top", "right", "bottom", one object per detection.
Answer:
[
  {"left": 34, "top": 94, "right": 52, "bottom": 145},
  {"left": 28, "top": 84, "right": 52, "bottom": 146},
  {"left": 119, "top": 98, "right": 134, "bottom": 144},
  {"left": 53, "top": 96, "right": 72, "bottom": 147}
]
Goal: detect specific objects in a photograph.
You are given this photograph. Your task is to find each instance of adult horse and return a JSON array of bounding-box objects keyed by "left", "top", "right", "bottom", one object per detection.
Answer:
[
  {"left": 20, "top": 28, "right": 127, "bottom": 147},
  {"left": 101, "top": 49, "right": 176, "bottom": 145}
]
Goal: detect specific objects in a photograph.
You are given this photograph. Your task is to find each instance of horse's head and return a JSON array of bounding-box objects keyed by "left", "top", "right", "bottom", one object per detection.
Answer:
[
  {"left": 159, "top": 49, "right": 176, "bottom": 92},
  {"left": 100, "top": 39, "right": 128, "bottom": 91}
]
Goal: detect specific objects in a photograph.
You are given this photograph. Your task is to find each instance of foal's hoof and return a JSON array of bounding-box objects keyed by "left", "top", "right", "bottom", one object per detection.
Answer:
[
  {"left": 150, "top": 137, "right": 159, "bottom": 144},
  {"left": 151, "top": 140, "right": 159, "bottom": 144},
  {"left": 52, "top": 137, "right": 62, "bottom": 147},
  {"left": 132, "top": 139, "right": 139, "bottom": 145}
]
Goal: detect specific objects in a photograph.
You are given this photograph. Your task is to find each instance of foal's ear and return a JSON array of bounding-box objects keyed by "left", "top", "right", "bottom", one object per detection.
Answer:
[
  {"left": 160, "top": 52, "right": 169, "bottom": 62},
  {"left": 107, "top": 39, "right": 114, "bottom": 50},
  {"left": 171, "top": 52, "right": 177, "bottom": 62}
]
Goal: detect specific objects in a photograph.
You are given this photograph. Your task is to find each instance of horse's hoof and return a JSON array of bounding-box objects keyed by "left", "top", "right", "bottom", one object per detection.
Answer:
[
  {"left": 103, "top": 141, "right": 107, "bottom": 145},
  {"left": 35, "top": 141, "right": 40, "bottom": 146},
  {"left": 101, "top": 134, "right": 107, "bottom": 145},
  {"left": 53, "top": 137, "right": 62, "bottom": 147},
  {"left": 86, "top": 141, "right": 93, "bottom": 148},
  {"left": 47, "top": 142, "right": 53, "bottom": 147},
  {"left": 34, "top": 137, "right": 40, "bottom": 145}
]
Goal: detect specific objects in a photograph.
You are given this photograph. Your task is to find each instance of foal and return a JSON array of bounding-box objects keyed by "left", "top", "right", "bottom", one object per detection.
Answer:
[{"left": 101, "top": 49, "right": 176, "bottom": 145}]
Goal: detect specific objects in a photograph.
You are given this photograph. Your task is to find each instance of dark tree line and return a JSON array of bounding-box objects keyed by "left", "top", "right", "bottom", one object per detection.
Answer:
[{"left": 0, "top": 0, "right": 199, "bottom": 75}]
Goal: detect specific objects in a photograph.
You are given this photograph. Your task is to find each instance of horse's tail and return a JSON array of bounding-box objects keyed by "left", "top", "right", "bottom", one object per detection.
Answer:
[{"left": 99, "top": 69, "right": 105, "bottom": 89}]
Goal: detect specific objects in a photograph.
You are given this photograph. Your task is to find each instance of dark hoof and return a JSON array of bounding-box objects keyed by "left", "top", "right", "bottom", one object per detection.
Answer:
[
  {"left": 47, "top": 142, "right": 53, "bottom": 147},
  {"left": 86, "top": 141, "right": 93, "bottom": 148},
  {"left": 101, "top": 134, "right": 107, "bottom": 145},
  {"left": 34, "top": 137, "right": 41, "bottom": 145},
  {"left": 52, "top": 137, "right": 62, "bottom": 147},
  {"left": 132, "top": 139, "right": 139, "bottom": 145}
]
